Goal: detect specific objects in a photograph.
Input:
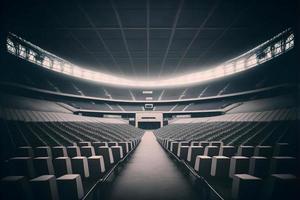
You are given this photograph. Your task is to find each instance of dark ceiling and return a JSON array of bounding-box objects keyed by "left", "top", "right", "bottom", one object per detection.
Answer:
[{"left": 1, "top": 0, "right": 297, "bottom": 78}]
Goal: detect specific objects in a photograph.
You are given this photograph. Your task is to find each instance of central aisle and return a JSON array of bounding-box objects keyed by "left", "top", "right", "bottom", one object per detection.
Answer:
[{"left": 105, "top": 131, "right": 199, "bottom": 200}]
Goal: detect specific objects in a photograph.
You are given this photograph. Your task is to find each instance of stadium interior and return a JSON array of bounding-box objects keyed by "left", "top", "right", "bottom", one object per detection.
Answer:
[{"left": 0, "top": 0, "right": 299, "bottom": 200}]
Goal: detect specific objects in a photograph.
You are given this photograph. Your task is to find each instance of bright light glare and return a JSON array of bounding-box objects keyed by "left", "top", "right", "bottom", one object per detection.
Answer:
[{"left": 7, "top": 29, "right": 294, "bottom": 88}]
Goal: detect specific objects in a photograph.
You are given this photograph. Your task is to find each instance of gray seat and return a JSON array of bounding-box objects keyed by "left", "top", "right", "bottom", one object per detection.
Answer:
[
  {"left": 187, "top": 146, "right": 204, "bottom": 167},
  {"left": 111, "top": 146, "right": 123, "bottom": 162},
  {"left": 108, "top": 142, "right": 118, "bottom": 147},
  {"left": 178, "top": 146, "right": 189, "bottom": 160},
  {"left": 77, "top": 141, "right": 91, "bottom": 147},
  {"left": 270, "top": 156, "right": 296, "bottom": 174},
  {"left": 211, "top": 156, "right": 230, "bottom": 177},
  {"left": 88, "top": 156, "right": 106, "bottom": 178},
  {"left": 29, "top": 175, "right": 59, "bottom": 200},
  {"left": 229, "top": 156, "right": 250, "bottom": 178},
  {"left": 53, "top": 157, "right": 73, "bottom": 177},
  {"left": 35, "top": 146, "right": 52, "bottom": 157},
  {"left": 33, "top": 157, "right": 55, "bottom": 176},
  {"left": 57, "top": 174, "right": 84, "bottom": 200},
  {"left": 204, "top": 146, "right": 219, "bottom": 157},
  {"left": 0, "top": 176, "right": 32, "bottom": 200},
  {"left": 16, "top": 146, "right": 34, "bottom": 157},
  {"left": 263, "top": 174, "right": 298, "bottom": 199},
  {"left": 67, "top": 146, "right": 81, "bottom": 158},
  {"left": 210, "top": 141, "right": 223, "bottom": 147},
  {"left": 118, "top": 142, "right": 129, "bottom": 155},
  {"left": 199, "top": 141, "right": 210, "bottom": 148},
  {"left": 194, "top": 156, "right": 212, "bottom": 177},
  {"left": 95, "top": 147, "right": 114, "bottom": 170},
  {"left": 232, "top": 174, "right": 262, "bottom": 200},
  {"left": 170, "top": 141, "right": 179, "bottom": 155},
  {"left": 52, "top": 146, "right": 67, "bottom": 158},
  {"left": 273, "top": 143, "right": 292, "bottom": 156},
  {"left": 237, "top": 146, "right": 254, "bottom": 157},
  {"left": 249, "top": 156, "right": 269, "bottom": 178},
  {"left": 219, "top": 146, "right": 236, "bottom": 157},
  {"left": 71, "top": 157, "right": 90, "bottom": 178},
  {"left": 80, "top": 146, "right": 95, "bottom": 157},
  {"left": 176, "top": 141, "right": 189, "bottom": 156},
  {"left": 9, "top": 157, "right": 35, "bottom": 178},
  {"left": 92, "top": 142, "right": 108, "bottom": 149},
  {"left": 254, "top": 146, "right": 273, "bottom": 158}
]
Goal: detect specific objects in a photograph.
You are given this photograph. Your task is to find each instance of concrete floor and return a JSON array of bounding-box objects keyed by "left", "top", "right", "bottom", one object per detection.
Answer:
[{"left": 105, "top": 131, "right": 199, "bottom": 200}]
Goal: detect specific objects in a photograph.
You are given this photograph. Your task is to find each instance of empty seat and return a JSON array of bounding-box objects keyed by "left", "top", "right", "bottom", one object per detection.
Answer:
[
  {"left": 77, "top": 141, "right": 91, "bottom": 147},
  {"left": 166, "top": 140, "right": 174, "bottom": 150},
  {"left": 270, "top": 156, "right": 296, "bottom": 174},
  {"left": 232, "top": 174, "right": 262, "bottom": 200},
  {"left": 229, "top": 156, "right": 250, "bottom": 178},
  {"left": 237, "top": 146, "right": 254, "bottom": 157},
  {"left": 254, "top": 146, "right": 273, "bottom": 158},
  {"left": 194, "top": 156, "right": 212, "bottom": 177},
  {"left": 111, "top": 146, "right": 123, "bottom": 162},
  {"left": 127, "top": 141, "right": 133, "bottom": 151},
  {"left": 0, "top": 176, "right": 32, "bottom": 200},
  {"left": 35, "top": 146, "right": 52, "bottom": 157},
  {"left": 170, "top": 141, "right": 179, "bottom": 155},
  {"left": 187, "top": 146, "right": 204, "bottom": 167},
  {"left": 219, "top": 146, "right": 236, "bottom": 157},
  {"left": 190, "top": 141, "right": 200, "bottom": 146},
  {"left": 249, "top": 156, "right": 269, "bottom": 178},
  {"left": 52, "top": 146, "right": 67, "bottom": 158},
  {"left": 80, "top": 146, "right": 95, "bottom": 157},
  {"left": 204, "top": 146, "right": 219, "bottom": 157},
  {"left": 211, "top": 156, "right": 230, "bottom": 177},
  {"left": 199, "top": 141, "right": 210, "bottom": 148},
  {"left": 210, "top": 141, "right": 223, "bottom": 147},
  {"left": 108, "top": 142, "right": 118, "bottom": 147},
  {"left": 57, "top": 174, "right": 84, "bottom": 200},
  {"left": 9, "top": 157, "right": 35, "bottom": 178},
  {"left": 263, "top": 174, "right": 298, "bottom": 199},
  {"left": 118, "top": 142, "right": 129, "bottom": 155},
  {"left": 273, "top": 143, "right": 292, "bottom": 156},
  {"left": 30, "top": 175, "right": 59, "bottom": 200},
  {"left": 53, "top": 157, "right": 72, "bottom": 177},
  {"left": 95, "top": 147, "right": 114, "bottom": 170},
  {"left": 176, "top": 141, "right": 189, "bottom": 156},
  {"left": 33, "top": 157, "right": 55, "bottom": 176},
  {"left": 71, "top": 157, "right": 89, "bottom": 178},
  {"left": 67, "top": 146, "right": 81, "bottom": 158},
  {"left": 92, "top": 142, "right": 108, "bottom": 149},
  {"left": 16, "top": 146, "right": 34, "bottom": 157},
  {"left": 88, "top": 156, "right": 106, "bottom": 178},
  {"left": 178, "top": 146, "right": 189, "bottom": 160}
]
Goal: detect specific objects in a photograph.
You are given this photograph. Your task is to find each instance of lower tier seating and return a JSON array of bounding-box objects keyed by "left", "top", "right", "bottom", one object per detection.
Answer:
[
  {"left": 157, "top": 138, "right": 299, "bottom": 200},
  {"left": 0, "top": 140, "right": 140, "bottom": 200}
]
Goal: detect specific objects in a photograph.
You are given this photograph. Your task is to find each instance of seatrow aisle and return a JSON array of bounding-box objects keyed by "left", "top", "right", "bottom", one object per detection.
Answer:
[{"left": 103, "top": 131, "right": 199, "bottom": 200}]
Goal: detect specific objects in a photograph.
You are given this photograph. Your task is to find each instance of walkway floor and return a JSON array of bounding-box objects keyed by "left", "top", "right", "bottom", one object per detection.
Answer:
[{"left": 104, "top": 131, "right": 199, "bottom": 200}]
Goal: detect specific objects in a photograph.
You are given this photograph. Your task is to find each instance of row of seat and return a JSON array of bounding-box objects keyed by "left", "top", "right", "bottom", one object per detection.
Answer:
[
  {"left": 164, "top": 140, "right": 293, "bottom": 163},
  {"left": 1, "top": 174, "right": 85, "bottom": 200},
  {"left": 15, "top": 140, "right": 139, "bottom": 159},
  {"left": 1, "top": 139, "right": 140, "bottom": 200},
  {"left": 153, "top": 120, "right": 295, "bottom": 147},
  {"left": 157, "top": 138, "right": 298, "bottom": 200},
  {"left": 8, "top": 140, "right": 139, "bottom": 179}
]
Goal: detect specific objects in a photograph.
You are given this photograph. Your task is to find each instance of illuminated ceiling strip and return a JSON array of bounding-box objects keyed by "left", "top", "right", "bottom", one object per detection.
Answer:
[{"left": 7, "top": 28, "right": 294, "bottom": 88}]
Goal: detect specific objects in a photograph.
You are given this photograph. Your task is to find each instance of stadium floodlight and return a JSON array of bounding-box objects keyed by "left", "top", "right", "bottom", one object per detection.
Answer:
[{"left": 6, "top": 28, "right": 294, "bottom": 88}]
